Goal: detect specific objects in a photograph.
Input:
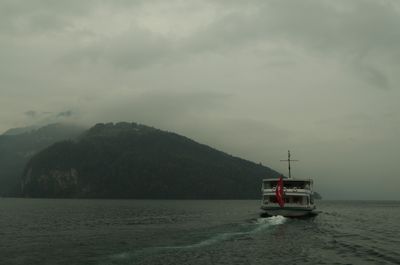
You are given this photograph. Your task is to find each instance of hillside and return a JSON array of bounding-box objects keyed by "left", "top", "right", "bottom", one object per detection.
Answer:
[
  {"left": 22, "top": 122, "right": 281, "bottom": 199},
  {"left": 0, "top": 123, "right": 85, "bottom": 196}
]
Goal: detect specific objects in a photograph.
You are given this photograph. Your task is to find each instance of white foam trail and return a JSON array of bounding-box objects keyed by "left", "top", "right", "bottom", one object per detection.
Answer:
[
  {"left": 160, "top": 216, "right": 287, "bottom": 249},
  {"left": 105, "top": 216, "right": 287, "bottom": 263},
  {"left": 256, "top": 215, "right": 287, "bottom": 225},
  {"left": 251, "top": 215, "right": 287, "bottom": 233},
  {"left": 161, "top": 231, "right": 246, "bottom": 250}
]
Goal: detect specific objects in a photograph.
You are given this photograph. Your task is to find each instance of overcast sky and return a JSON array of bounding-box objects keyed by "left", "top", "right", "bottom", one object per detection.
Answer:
[{"left": 1, "top": 0, "right": 399, "bottom": 199}]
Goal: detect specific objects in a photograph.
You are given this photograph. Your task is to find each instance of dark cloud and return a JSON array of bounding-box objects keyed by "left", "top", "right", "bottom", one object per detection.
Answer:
[
  {"left": 358, "top": 64, "right": 390, "bottom": 90},
  {"left": 57, "top": 111, "right": 73, "bottom": 117},
  {"left": 24, "top": 110, "right": 37, "bottom": 118}
]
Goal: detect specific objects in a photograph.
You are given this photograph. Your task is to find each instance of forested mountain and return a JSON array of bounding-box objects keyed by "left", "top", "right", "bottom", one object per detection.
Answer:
[
  {"left": 0, "top": 123, "right": 85, "bottom": 196},
  {"left": 22, "top": 122, "right": 282, "bottom": 199}
]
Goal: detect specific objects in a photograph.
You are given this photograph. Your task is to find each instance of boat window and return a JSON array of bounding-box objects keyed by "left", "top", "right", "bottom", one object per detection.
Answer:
[
  {"left": 293, "top": 196, "right": 301, "bottom": 204},
  {"left": 268, "top": 196, "right": 278, "bottom": 203},
  {"left": 282, "top": 181, "right": 311, "bottom": 190},
  {"left": 266, "top": 195, "right": 310, "bottom": 205},
  {"left": 288, "top": 196, "right": 306, "bottom": 204},
  {"left": 263, "top": 182, "right": 272, "bottom": 189}
]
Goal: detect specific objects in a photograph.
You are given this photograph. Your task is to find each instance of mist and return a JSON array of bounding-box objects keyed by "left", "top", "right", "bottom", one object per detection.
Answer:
[{"left": 1, "top": 0, "right": 399, "bottom": 199}]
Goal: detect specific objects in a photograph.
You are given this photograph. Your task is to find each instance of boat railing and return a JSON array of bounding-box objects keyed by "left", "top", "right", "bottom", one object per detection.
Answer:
[
  {"left": 262, "top": 187, "right": 313, "bottom": 194},
  {"left": 261, "top": 202, "right": 314, "bottom": 208}
]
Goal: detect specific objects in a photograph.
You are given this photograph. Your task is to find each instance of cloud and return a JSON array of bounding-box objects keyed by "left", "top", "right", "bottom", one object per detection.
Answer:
[
  {"left": 359, "top": 64, "right": 390, "bottom": 90},
  {"left": 24, "top": 110, "right": 37, "bottom": 118},
  {"left": 47, "top": 1, "right": 400, "bottom": 90},
  {"left": 2, "top": 0, "right": 399, "bottom": 85},
  {"left": 79, "top": 90, "right": 231, "bottom": 127},
  {"left": 60, "top": 27, "right": 175, "bottom": 70},
  {"left": 0, "top": 0, "right": 400, "bottom": 198},
  {"left": 57, "top": 111, "right": 73, "bottom": 118}
]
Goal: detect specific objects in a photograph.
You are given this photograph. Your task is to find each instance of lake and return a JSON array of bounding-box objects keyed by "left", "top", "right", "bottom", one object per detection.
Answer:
[{"left": 1, "top": 199, "right": 399, "bottom": 265}]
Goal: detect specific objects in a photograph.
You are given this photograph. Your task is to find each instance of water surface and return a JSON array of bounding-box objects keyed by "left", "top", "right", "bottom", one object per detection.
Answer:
[{"left": 1, "top": 199, "right": 399, "bottom": 265}]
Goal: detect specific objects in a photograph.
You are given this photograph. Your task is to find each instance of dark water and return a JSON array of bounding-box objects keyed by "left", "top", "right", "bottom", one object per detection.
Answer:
[{"left": 1, "top": 199, "right": 399, "bottom": 265}]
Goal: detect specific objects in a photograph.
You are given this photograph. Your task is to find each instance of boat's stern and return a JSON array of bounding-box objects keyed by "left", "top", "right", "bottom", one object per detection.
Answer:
[{"left": 261, "top": 178, "right": 317, "bottom": 217}]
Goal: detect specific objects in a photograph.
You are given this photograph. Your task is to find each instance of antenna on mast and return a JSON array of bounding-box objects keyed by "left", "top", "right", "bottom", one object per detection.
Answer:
[{"left": 280, "top": 150, "right": 298, "bottom": 179}]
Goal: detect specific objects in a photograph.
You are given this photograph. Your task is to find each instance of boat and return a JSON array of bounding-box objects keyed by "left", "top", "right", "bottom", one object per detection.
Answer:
[{"left": 260, "top": 151, "right": 318, "bottom": 217}]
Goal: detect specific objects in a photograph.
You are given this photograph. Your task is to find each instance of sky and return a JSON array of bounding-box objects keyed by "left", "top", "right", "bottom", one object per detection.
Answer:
[{"left": 1, "top": 0, "right": 399, "bottom": 200}]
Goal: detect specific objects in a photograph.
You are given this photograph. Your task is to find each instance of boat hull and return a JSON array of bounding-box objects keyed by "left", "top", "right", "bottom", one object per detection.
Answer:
[{"left": 260, "top": 207, "right": 318, "bottom": 218}]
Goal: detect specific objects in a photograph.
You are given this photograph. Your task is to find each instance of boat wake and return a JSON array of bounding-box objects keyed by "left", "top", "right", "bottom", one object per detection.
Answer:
[
  {"left": 161, "top": 215, "right": 287, "bottom": 249},
  {"left": 251, "top": 215, "right": 287, "bottom": 233},
  {"left": 255, "top": 215, "right": 287, "bottom": 226},
  {"left": 103, "top": 216, "right": 287, "bottom": 264}
]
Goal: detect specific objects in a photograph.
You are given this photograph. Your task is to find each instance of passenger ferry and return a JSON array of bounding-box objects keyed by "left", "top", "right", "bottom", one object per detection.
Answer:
[{"left": 260, "top": 151, "right": 318, "bottom": 217}]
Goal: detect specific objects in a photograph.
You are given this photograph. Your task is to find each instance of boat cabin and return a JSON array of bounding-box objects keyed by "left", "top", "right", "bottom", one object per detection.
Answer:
[
  {"left": 262, "top": 178, "right": 313, "bottom": 190},
  {"left": 261, "top": 178, "right": 315, "bottom": 207}
]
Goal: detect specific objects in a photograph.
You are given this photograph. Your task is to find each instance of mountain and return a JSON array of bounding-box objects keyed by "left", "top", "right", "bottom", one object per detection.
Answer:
[
  {"left": 313, "top": 192, "right": 322, "bottom": 200},
  {"left": 2, "top": 125, "right": 40, "bottom": 136},
  {"left": 0, "top": 123, "right": 86, "bottom": 196},
  {"left": 22, "top": 122, "right": 282, "bottom": 199}
]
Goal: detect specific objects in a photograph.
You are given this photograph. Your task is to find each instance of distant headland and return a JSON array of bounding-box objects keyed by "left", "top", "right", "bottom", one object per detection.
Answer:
[
  {"left": 0, "top": 122, "right": 321, "bottom": 199},
  {"left": 20, "top": 122, "right": 282, "bottom": 199}
]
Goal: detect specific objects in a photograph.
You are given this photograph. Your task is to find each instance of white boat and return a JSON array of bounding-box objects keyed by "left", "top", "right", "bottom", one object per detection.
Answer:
[{"left": 260, "top": 151, "right": 318, "bottom": 217}]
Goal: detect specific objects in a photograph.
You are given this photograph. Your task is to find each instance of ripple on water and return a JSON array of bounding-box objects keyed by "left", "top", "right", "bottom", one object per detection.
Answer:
[{"left": 2, "top": 200, "right": 400, "bottom": 265}]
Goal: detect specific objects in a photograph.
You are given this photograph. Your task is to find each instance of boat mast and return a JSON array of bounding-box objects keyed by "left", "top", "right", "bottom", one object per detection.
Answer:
[{"left": 280, "top": 150, "right": 298, "bottom": 179}]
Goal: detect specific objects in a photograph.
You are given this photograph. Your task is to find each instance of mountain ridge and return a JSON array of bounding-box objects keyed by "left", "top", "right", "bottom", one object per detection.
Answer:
[
  {"left": 22, "top": 122, "right": 282, "bottom": 199},
  {"left": 0, "top": 123, "right": 86, "bottom": 196}
]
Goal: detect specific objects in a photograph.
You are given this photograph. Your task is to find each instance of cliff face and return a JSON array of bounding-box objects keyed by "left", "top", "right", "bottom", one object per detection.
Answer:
[
  {"left": 0, "top": 123, "right": 85, "bottom": 196},
  {"left": 22, "top": 122, "right": 281, "bottom": 199},
  {"left": 23, "top": 168, "right": 79, "bottom": 197}
]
